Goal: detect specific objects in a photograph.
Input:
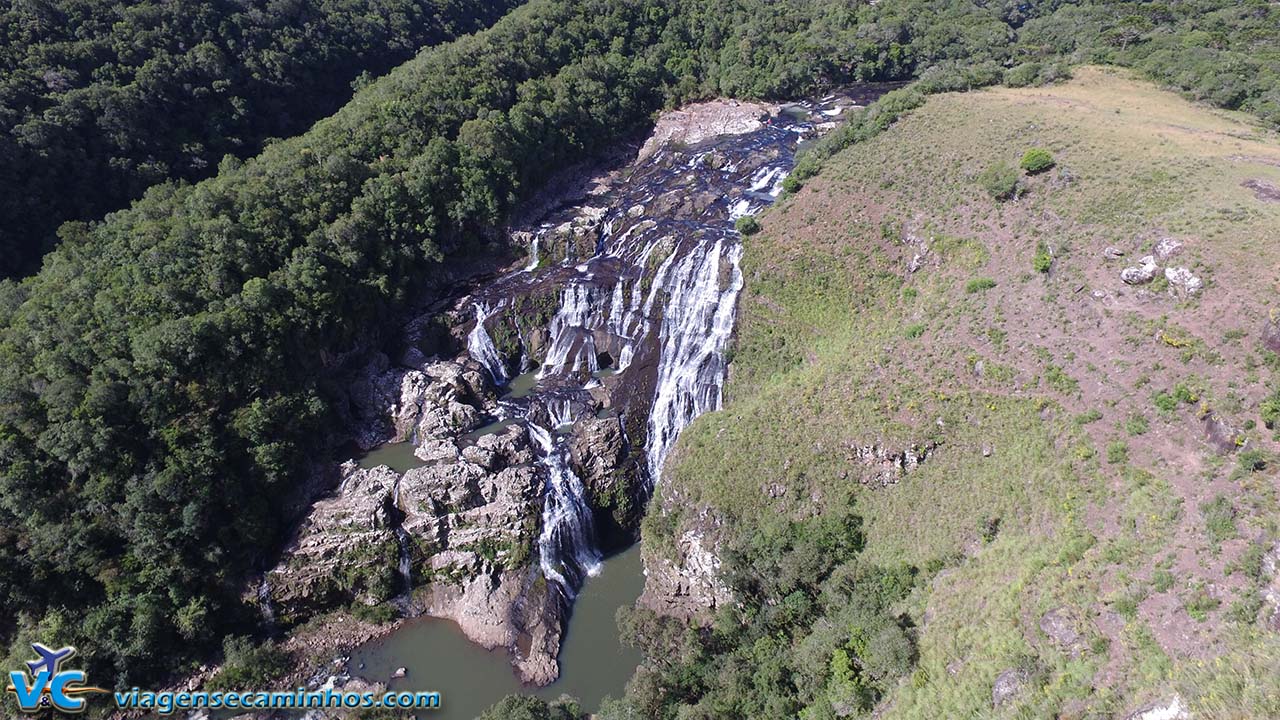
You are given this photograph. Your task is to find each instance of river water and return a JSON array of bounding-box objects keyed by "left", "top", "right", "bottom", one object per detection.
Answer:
[{"left": 348, "top": 545, "right": 643, "bottom": 719}]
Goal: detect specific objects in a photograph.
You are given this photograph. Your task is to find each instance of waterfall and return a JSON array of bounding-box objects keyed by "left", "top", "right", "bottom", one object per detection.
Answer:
[
  {"left": 645, "top": 237, "right": 744, "bottom": 483},
  {"left": 391, "top": 474, "right": 413, "bottom": 600},
  {"left": 394, "top": 526, "right": 412, "bottom": 594},
  {"left": 529, "top": 422, "right": 602, "bottom": 592},
  {"left": 257, "top": 577, "right": 277, "bottom": 626},
  {"left": 524, "top": 236, "right": 540, "bottom": 272},
  {"left": 539, "top": 283, "right": 601, "bottom": 378},
  {"left": 467, "top": 303, "right": 508, "bottom": 385}
]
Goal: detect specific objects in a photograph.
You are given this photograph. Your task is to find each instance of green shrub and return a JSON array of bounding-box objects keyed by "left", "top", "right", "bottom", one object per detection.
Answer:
[
  {"left": 1106, "top": 441, "right": 1129, "bottom": 465},
  {"left": 1201, "top": 495, "right": 1238, "bottom": 547},
  {"left": 350, "top": 602, "right": 398, "bottom": 624},
  {"left": 1020, "top": 148, "right": 1056, "bottom": 174},
  {"left": 1033, "top": 243, "right": 1053, "bottom": 273},
  {"left": 1074, "top": 409, "right": 1104, "bottom": 425},
  {"left": 905, "top": 323, "right": 927, "bottom": 339},
  {"left": 1004, "top": 62, "right": 1043, "bottom": 88},
  {"left": 781, "top": 174, "right": 803, "bottom": 195},
  {"left": 965, "top": 277, "right": 997, "bottom": 293},
  {"left": 1261, "top": 390, "right": 1280, "bottom": 429},
  {"left": 208, "top": 637, "right": 291, "bottom": 690},
  {"left": 735, "top": 215, "right": 761, "bottom": 235},
  {"left": 1125, "top": 414, "right": 1150, "bottom": 436},
  {"left": 978, "top": 160, "right": 1021, "bottom": 200},
  {"left": 1238, "top": 449, "right": 1269, "bottom": 473}
]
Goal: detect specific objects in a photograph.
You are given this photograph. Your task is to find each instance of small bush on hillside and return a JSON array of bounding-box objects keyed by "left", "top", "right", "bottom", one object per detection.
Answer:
[
  {"left": 1106, "top": 441, "right": 1129, "bottom": 464},
  {"left": 1020, "top": 148, "right": 1056, "bottom": 173},
  {"left": 1201, "top": 495, "right": 1238, "bottom": 547},
  {"left": 1004, "top": 62, "right": 1043, "bottom": 88},
  {"left": 735, "top": 215, "right": 761, "bottom": 235},
  {"left": 1033, "top": 242, "right": 1053, "bottom": 273},
  {"left": 1237, "top": 449, "right": 1268, "bottom": 473},
  {"left": 905, "top": 323, "right": 926, "bottom": 339},
  {"left": 1261, "top": 390, "right": 1280, "bottom": 429},
  {"left": 781, "top": 174, "right": 803, "bottom": 195},
  {"left": 978, "top": 161, "right": 1021, "bottom": 200},
  {"left": 965, "top": 277, "right": 997, "bottom": 293}
]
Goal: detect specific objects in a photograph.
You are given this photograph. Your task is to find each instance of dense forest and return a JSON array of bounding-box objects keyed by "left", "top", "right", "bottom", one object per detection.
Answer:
[
  {"left": 0, "top": 0, "right": 1278, "bottom": 699},
  {"left": 0, "top": 0, "right": 522, "bottom": 278}
]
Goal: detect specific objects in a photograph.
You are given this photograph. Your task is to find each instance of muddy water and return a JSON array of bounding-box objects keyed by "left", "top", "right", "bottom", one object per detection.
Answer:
[
  {"left": 356, "top": 442, "right": 426, "bottom": 473},
  {"left": 349, "top": 545, "right": 644, "bottom": 719}
]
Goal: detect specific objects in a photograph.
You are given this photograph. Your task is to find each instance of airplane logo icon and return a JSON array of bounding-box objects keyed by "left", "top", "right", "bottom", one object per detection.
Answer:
[{"left": 26, "top": 643, "right": 76, "bottom": 677}]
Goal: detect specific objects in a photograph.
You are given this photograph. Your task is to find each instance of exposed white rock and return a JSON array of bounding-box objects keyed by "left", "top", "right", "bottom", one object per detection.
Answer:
[
  {"left": 1120, "top": 255, "right": 1159, "bottom": 285},
  {"left": 1127, "top": 696, "right": 1190, "bottom": 720},
  {"left": 1164, "top": 266, "right": 1202, "bottom": 295},
  {"left": 1154, "top": 236, "right": 1183, "bottom": 260}
]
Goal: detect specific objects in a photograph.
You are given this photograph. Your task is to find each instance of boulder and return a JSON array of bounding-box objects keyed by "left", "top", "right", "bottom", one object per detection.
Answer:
[
  {"left": 1164, "top": 266, "right": 1202, "bottom": 295},
  {"left": 1154, "top": 237, "right": 1183, "bottom": 260},
  {"left": 1120, "top": 255, "right": 1158, "bottom": 285},
  {"left": 1261, "top": 313, "right": 1280, "bottom": 353},
  {"left": 1103, "top": 246, "right": 1126, "bottom": 259},
  {"left": 1039, "top": 607, "right": 1080, "bottom": 649},
  {"left": 1202, "top": 413, "right": 1239, "bottom": 454},
  {"left": 991, "top": 667, "right": 1029, "bottom": 708}
]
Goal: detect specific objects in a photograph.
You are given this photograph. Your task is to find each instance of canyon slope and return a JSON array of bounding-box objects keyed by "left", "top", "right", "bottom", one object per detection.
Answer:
[{"left": 637, "top": 67, "right": 1280, "bottom": 719}]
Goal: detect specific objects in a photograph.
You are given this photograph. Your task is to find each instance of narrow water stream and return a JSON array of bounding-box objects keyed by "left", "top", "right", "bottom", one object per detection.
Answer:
[{"left": 349, "top": 545, "right": 644, "bottom": 719}]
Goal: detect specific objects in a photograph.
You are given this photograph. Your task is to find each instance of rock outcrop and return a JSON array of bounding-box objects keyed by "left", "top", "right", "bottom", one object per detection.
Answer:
[
  {"left": 266, "top": 464, "right": 403, "bottom": 617},
  {"left": 640, "top": 516, "right": 732, "bottom": 622},
  {"left": 847, "top": 441, "right": 936, "bottom": 487},
  {"left": 266, "top": 423, "right": 551, "bottom": 676},
  {"left": 1126, "top": 696, "right": 1190, "bottom": 720},
  {"left": 991, "top": 667, "right": 1029, "bottom": 708},
  {"left": 1121, "top": 255, "right": 1159, "bottom": 285}
]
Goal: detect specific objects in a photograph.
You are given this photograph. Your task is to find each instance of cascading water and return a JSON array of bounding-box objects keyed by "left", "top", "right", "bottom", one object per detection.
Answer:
[
  {"left": 445, "top": 92, "right": 876, "bottom": 598},
  {"left": 645, "top": 237, "right": 744, "bottom": 482},
  {"left": 467, "top": 303, "right": 508, "bottom": 385},
  {"left": 529, "top": 422, "right": 602, "bottom": 592}
]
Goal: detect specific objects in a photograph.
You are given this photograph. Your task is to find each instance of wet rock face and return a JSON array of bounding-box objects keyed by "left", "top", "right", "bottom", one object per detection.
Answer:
[{"left": 569, "top": 416, "right": 642, "bottom": 530}]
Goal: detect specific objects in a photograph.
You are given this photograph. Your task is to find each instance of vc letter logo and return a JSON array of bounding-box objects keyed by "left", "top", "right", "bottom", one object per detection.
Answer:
[{"left": 6, "top": 643, "right": 107, "bottom": 713}]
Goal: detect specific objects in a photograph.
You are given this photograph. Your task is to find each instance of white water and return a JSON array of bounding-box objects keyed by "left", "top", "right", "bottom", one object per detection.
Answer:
[
  {"left": 467, "top": 303, "right": 508, "bottom": 385},
  {"left": 539, "top": 284, "right": 603, "bottom": 378},
  {"left": 645, "top": 238, "right": 744, "bottom": 482},
  {"left": 530, "top": 422, "right": 602, "bottom": 592}
]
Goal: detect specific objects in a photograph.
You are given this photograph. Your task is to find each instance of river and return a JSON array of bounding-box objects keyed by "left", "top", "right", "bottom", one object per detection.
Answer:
[{"left": 348, "top": 545, "right": 643, "bottom": 719}]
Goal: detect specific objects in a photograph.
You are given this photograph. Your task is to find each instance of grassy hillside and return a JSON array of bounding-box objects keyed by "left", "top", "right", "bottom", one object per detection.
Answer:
[{"left": 641, "top": 67, "right": 1280, "bottom": 718}]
